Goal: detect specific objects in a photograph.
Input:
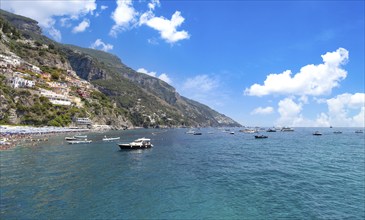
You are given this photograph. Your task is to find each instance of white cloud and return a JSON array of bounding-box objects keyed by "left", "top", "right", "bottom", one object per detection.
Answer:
[
  {"left": 48, "top": 27, "right": 62, "bottom": 42},
  {"left": 72, "top": 19, "right": 90, "bottom": 33},
  {"left": 137, "top": 68, "right": 157, "bottom": 77},
  {"left": 137, "top": 68, "right": 172, "bottom": 84},
  {"left": 326, "top": 93, "right": 365, "bottom": 127},
  {"left": 2, "top": 0, "right": 96, "bottom": 41},
  {"left": 90, "top": 39, "right": 114, "bottom": 52},
  {"left": 276, "top": 98, "right": 304, "bottom": 126},
  {"left": 245, "top": 48, "right": 349, "bottom": 97},
  {"left": 148, "top": 0, "right": 161, "bottom": 10},
  {"left": 139, "top": 10, "right": 190, "bottom": 43},
  {"left": 109, "top": 0, "right": 138, "bottom": 37},
  {"left": 183, "top": 75, "right": 219, "bottom": 92},
  {"left": 158, "top": 73, "right": 172, "bottom": 84},
  {"left": 251, "top": 106, "right": 274, "bottom": 115}
]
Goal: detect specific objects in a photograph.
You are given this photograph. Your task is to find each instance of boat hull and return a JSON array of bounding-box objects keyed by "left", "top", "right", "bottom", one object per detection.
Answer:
[
  {"left": 118, "top": 144, "right": 153, "bottom": 150},
  {"left": 255, "top": 135, "right": 268, "bottom": 139}
]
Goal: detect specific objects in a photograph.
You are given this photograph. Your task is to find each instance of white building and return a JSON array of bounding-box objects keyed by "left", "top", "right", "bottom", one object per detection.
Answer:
[
  {"left": 39, "top": 88, "right": 72, "bottom": 106},
  {"left": 10, "top": 76, "right": 35, "bottom": 88},
  {"left": 75, "top": 118, "right": 92, "bottom": 125}
]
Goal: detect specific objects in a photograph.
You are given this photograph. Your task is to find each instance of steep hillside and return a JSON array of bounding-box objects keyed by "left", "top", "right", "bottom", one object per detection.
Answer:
[{"left": 0, "top": 9, "right": 241, "bottom": 128}]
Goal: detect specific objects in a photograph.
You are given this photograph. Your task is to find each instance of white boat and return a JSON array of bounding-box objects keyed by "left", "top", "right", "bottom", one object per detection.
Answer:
[
  {"left": 118, "top": 138, "right": 153, "bottom": 149},
  {"left": 355, "top": 130, "right": 363, "bottom": 133},
  {"left": 186, "top": 129, "right": 195, "bottom": 134},
  {"left": 102, "top": 136, "right": 120, "bottom": 141},
  {"left": 239, "top": 128, "right": 258, "bottom": 134},
  {"left": 281, "top": 127, "right": 294, "bottom": 132},
  {"left": 313, "top": 131, "right": 322, "bottom": 136},
  {"left": 74, "top": 135, "right": 87, "bottom": 138},
  {"left": 67, "top": 139, "right": 92, "bottom": 144},
  {"left": 65, "top": 136, "right": 77, "bottom": 141}
]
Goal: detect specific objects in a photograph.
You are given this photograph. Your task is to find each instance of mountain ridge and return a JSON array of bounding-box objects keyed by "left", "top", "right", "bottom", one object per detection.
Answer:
[{"left": 0, "top": 9, "right": 241, "bottom": 128}]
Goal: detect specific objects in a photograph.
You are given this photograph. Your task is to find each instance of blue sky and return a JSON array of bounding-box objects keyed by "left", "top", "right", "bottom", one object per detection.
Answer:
[{"left": 2, "top": 0, "right": 364, "bottom": 127}]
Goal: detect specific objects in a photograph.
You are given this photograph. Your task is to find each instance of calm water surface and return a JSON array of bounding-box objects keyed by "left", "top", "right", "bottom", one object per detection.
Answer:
[{"left": 1, "top": 128, "right": 364, "bottom": 219}]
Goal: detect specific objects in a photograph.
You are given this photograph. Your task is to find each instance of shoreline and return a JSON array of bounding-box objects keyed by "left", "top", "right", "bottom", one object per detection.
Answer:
[{"left": 0, "top": 125, "right": 91, "bottom": 151}]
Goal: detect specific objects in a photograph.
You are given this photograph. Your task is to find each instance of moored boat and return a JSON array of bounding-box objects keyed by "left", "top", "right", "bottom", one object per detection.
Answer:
[
  {"left": 65, "top": 136, "right": 77, "bottom": 141},
  {"left": 193, "top": 132, "right": 202, "bottom": 135},
  {"left": 74, "top": 135, "right": 87, "bottom": 138},
  {"left": 281, "top": 127, "right": 294, "bottom": 132},
  {"left": 102, "top": 136, "right": 120, "bottom": 141},
  {"left": 186, "top": 129, "right": 196, "bottom": 134},
  {"left": 67, "top": 139, "right": 92, "bottom": 144},
  {"left": 266, "top": 128, "right": 276, "bottom": 132},
  {"left": 254, "top": 135, "right": 268, "bottom": 139},
  {"left": 118, "top": 138, "right": 153, "bottom": 150}
]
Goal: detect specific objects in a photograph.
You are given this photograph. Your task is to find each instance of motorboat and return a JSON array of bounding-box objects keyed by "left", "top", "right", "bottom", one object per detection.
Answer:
[
  {"left": 266, "top": 128, "right": 276, "bottom": 132},
  {"left": 67, "top": 139, "right": 92, "bottom": 144},
  {"left": 118, "top": 138, "right": 153, "bottom": 150},
  {"left": 281, "top": 127, "right": 294, "bottom": 132},
  {"left": 333, "top": 131, "right": 342, "bottom": 134},
  {"left": 312, "top": 131, "right": 322, "bottom": 136},
  {"left": 193, "top": 132, "right": 202, "bottom": 135},
  {"left": 230, "top": 131, "right": 235, "bottom": 134},
  {"left": 102, "top": 136, "right": 120, "bottom": 141},
  {"left": 355, "top": 130, "right": 363, "bottom": 133},
  {"left": 254, "top": 135, "right": 268, "bottom": 139},
  {"left": 186, "top": 129, "right": 196, "bottom": 134},
  {"left": 65, "top": 136, "right": 77, "bottom": 141},
  {"left": 239, "top": 128, "right": 258, "bottom": 134},
  {"left": 74, "top": 135, "right": 87, "bottom": 138}
]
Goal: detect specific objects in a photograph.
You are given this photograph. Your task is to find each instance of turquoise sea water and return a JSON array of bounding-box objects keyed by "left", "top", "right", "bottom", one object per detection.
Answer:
[{"left": 1, "top": 128, "right": 364, "bottom": 219}]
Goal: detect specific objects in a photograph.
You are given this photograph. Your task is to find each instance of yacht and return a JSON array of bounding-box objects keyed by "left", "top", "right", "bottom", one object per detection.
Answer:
[
  {"left": 312, "top": 131, "right": 322, "bottom": 136},
  {"left": 102, "top": 136, "right": 120, "bottom": 141},
  {"left": 67, "top": 139, "right": 92, "bottom": 144},
  {"left": 254, "top": 135, "right": 268, "bottom": 139},
  {"left": 281, "top": 127, "right": 294, "bottom": 132},
  {"left": 118, "top": 138, "right": 153, "bottom": 150}
]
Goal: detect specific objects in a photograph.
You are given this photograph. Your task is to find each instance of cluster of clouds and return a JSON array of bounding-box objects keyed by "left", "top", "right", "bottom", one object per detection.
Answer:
[
  {"left": 2, "top": 0, "right": 98, "bottom": 41},
  {"left": 110, "top": 0, "right": 190, "bottom": 43},
  {"left": 2, "top": 0, "right": 189, "bottom": 47},
  {"left": 90, "top": 39, "right": 114, "bottom": 52},
  {"left": 246, "top": 48, "right": 364, "bottom": 127},
  {"left": 137, "top": 68, "right": 172, "bottom": 84}
]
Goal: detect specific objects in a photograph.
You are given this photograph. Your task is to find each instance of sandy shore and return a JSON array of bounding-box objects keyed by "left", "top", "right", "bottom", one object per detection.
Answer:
[{"left": 0, "top": 125, "right": 90, "bottom": 150}]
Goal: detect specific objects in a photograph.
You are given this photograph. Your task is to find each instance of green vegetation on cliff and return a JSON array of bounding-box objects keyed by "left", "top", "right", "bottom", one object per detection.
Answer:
[{"left": 0, "top": 9, "right": 241, "bottom": 128}]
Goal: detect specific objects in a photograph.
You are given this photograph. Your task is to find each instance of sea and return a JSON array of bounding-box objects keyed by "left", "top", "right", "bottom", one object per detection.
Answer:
[{"left": 1, "top": 127, "right": 364, "bottom": 219}]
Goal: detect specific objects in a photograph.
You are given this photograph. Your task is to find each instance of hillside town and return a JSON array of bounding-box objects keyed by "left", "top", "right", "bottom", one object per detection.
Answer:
[{"left": 0, "top": 52, "right": 93, "bottom": 126}]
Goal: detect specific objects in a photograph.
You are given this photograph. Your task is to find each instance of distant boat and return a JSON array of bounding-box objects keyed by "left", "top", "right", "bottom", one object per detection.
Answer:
[
  {"left": 266, "top": 128, "right": 276, "bottom": 132},
  {"left": 193, "top": 132, "right": 202, "bottom": 135},
  {"left": 312, "top": 131, "right": 322, "bottom": 136},
  {"left": 239, "top": 128, "right": 258, "bottom": 134},
  {"left": 281, "top": 127, "right": 294, "bottom": 132},
  {"left": 186, "top": 129, "right": 195, "bottom": 134},
  {"left": 102, "top": 136, "right": 120, "bottom": 141},
  {"left": 254, "top": 135, "right": 268, "bottom": 139},
  {"left": 67, "top": 139, "right": 92, "bottom": 144},
  {"left": 333, "top": 131, "right": 342, "bottom": 134},
  {"left": 65, "top": 136, "right": 77, "bottom": 141},
  {"left": 230, "top": 131, "right": 235, "bottom": 134},
  {"left": 74, "top": 135, "right": 87, "bottom": 138},
  {"left": 355, "top": 130, "right": 363, "bottom": 133},
  {"left": 118, "top": 138, "right": 153, "bottom": 150}
]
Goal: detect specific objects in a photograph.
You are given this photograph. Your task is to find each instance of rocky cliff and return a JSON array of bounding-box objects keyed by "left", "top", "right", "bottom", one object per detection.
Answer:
[{"left": 0, "top": 9, "right": 241, "bottom": 128}]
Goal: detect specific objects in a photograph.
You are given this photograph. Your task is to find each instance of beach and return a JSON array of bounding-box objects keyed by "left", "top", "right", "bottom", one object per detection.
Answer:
[{"left": 0, "top": 125, "right": 90, "bottom": 150}]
